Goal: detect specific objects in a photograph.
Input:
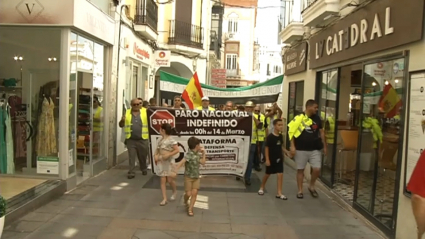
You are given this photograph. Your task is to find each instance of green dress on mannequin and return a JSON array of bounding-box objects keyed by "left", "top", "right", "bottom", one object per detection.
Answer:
[
  {"left": 5, "top": 104, "right": 15, "bottom": 174},
  {"left": 0, "top": 104, "right": 7, "bottom": 173}
]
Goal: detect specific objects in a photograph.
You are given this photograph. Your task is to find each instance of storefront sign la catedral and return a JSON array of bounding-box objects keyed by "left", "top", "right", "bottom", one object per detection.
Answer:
[
  {"left": 133, "top": 42, "right": 150, "bottom": 60},
  {"left": 147, "top": 108, "right": 252, "bottom": 177},
  {"left": 309, "top": 0, "right": 424, "bottom": 69}
]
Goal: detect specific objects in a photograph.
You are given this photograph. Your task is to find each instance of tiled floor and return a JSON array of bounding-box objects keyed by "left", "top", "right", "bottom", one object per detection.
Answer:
[
  {"left": 2, "top": 164, "right": 385, "bottom": 239},
  {"left": 0, "top": 177, "right": 46, "bottom": 200}
]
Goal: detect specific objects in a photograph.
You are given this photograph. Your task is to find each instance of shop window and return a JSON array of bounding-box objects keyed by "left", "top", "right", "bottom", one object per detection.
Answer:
[
  {"left": 0, "top": 27, "right": 61, "bottom": 201},
  {"left": 286, "top": 81, "right": 304, "bottom": 152},
  {"left": 354, "top": 58, "right": 405, "bottom": 232},
  {"left": 68, "top": 33, "right": 106, "bottom": 184}
]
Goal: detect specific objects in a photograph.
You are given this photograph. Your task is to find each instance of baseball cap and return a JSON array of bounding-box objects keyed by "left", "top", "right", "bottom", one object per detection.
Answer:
[{"left": 202, "top": 96, "right": 209, "bottom": 101}]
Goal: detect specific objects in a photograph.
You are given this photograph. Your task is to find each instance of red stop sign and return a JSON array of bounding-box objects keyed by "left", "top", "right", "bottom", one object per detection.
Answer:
[{"left": 150, "top": 110, "right": 175, "bottom": 134}]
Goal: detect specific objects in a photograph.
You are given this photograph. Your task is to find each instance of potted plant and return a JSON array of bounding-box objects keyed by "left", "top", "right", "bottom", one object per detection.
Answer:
[{"left": 0, "top": 195, "right": 6, "bottom": 238}]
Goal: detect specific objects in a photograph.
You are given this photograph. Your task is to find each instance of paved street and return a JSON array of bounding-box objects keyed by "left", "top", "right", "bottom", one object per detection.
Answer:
[{"left": 2, "top": 163, "right": 385, "bottom": 239}]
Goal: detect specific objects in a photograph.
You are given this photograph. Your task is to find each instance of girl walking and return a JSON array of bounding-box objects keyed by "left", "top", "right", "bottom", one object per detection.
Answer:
[{"left": 154, "top": 123, "right": 180, "bottom": 206}]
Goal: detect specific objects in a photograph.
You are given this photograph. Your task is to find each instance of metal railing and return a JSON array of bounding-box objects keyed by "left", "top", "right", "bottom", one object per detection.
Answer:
[
  {"left": 226, "top": 69, "right": 240, "bottom": 77},
  {"left": 134, "top": 0, "right": 158, "bottom": 31},
  {"left": 301, "top": 0, "right": 318, "bottom": 13},
  {"left": 168, "top": 20, "right": 203, "bottom": 49}
]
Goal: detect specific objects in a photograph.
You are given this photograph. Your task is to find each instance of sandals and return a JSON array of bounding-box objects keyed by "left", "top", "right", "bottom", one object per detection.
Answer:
[
  {"left": 258, "top": 189, "right": 264, "bottom": 195},
  {"left": 308, "top": 188, "right": 319, "bottom": 198},
  {"left": 276, "top": 195, "right": 288, "bottom": 200},
  {"left": 296, "top": 193, "right": 304, "bottom": 199},
  {"left": 170, "top": 193, "right": 177, "bottom": 201},
  {"left": 187, "top": 208, "right": 194, "bottom": 217},
  {"left": 160, "top": 200, "right": 168, "bottom": 206}
]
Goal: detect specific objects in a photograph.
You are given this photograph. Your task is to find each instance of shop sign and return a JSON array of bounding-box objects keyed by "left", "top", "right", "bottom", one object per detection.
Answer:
[
  {"left": 133, "top": 43, "right": 150, "bottom": 60},
  {"left": 0, "top": 0, "right": 115, "bottom": 45},
  {"left": 211, "top": 69, "right": 227, "bottom": 88},
  {"left": 309, "top": 0, "right": 424, "bottom": 69},
  {"left": 154, "top": 50, "right": 171, "bottom": 67},
  {"left": 37, "top": 156, "right": 59, "bottom": 175},
  {"left": 284, "top": 42, "right": 307, "bottom": 76}
]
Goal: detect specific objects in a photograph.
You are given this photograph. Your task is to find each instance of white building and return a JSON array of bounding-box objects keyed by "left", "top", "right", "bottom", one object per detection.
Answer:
[
  {"left": 222, "top": 0, "right": 259, "bottom": 88},
  {"left": 279, "top": 0, "right": 425, "bottom": 238},
  {"left": 256, "top": 0, "right": 284, "bottom": 82}
]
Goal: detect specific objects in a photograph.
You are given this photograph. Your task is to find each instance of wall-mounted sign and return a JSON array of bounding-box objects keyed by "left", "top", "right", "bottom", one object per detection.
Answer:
[
  {"left": 211, "top": 69, "right": 226, "bottom": 88},
  {"left": 284, "top": 42, "right": 307, "bottom": 76},
  {"left": 0, "top": 0, "right": 115, "bottom": 45},
  {"left": 154, "top": 50, "right": 171, "bottom": 67},
  {"left": 134, "top": 43, "right": 150, "bottom": 60},
  {"left": 309, "top": 0, "right": 424, "bottom": 69}
]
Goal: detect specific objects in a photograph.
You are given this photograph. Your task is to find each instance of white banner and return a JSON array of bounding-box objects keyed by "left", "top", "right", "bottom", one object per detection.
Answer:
[{"left": 150, "top": 135, "right": 249, "bottom": 177}]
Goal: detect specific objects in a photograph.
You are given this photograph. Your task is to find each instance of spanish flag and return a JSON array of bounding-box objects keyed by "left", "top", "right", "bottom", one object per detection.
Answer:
[
  {"left": 378, "top": 83, "right": 402, "bottom": 118},
  {"left": 181, "top": 72, "right": 204, "bottom": 109}
]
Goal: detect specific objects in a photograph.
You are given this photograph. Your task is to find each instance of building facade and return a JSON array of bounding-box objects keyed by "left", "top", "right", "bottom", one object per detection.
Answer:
[
  {"left": 0, "top": 0, "right": 116, "bottom": 223},
  {"left": 279, "top": 0, "right": 425, "bottom": 238},
  {"left": 256, "top": 0, "right": 284, "bottom": 83},
  {"left": 221, "top": 0, "right": 259, "bottom": 88},
  {"left": 112, "top": 0, "right": 213, "bottom": 160}
]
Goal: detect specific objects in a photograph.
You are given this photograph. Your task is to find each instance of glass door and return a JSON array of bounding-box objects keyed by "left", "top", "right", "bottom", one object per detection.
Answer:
[
  {"left": 318, "top": 69, "right": 339, "bottom": 187},
  {"left": 354, "top": 57, "right": 405, "bottom": 234}
]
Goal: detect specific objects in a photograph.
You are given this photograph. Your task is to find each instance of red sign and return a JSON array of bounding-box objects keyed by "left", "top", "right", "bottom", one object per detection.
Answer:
[
  {"left": 211, "top": 69, "right": 227, "bottom": 88},
  {"left": 133, "top": 43, "right": 150, "bottom": 60},
  {"left": 149, "top": 110, "right": 175, "bottom": 134}
]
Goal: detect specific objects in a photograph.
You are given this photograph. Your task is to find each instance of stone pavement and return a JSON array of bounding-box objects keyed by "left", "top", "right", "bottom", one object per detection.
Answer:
[{"left": 2, "top": 164, "right": 385, "bottom": 239}]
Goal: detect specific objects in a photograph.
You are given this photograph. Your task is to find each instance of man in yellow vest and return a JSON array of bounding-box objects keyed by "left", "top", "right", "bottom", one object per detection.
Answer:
[
  {"left": 243, "top": 101, "right": 261, "bottom": 185},
  {"left": 225, "top": 101, "right": 234, "bottom": 111},
  {"left": 196, "top": 96, "right": 215, "bottom": 111},
  {"left": 119, "top": 98, "right": 149, "bottom": 179},
  {"left": 288, "top": 99, "right": 326, "bottom": 199},
  {"left": 253, "top": 105, "right": 265, "bottom": 171}
]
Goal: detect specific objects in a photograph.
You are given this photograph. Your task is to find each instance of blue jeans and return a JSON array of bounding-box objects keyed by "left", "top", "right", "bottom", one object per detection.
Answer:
[{"left": 245, "top": 144, "right": 257, "bottom": 181}]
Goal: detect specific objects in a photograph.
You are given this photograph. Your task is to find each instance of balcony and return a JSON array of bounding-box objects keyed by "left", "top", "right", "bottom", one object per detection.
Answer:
[
  {"left": 168, "top": 20, "right": 204, "bottom": 54},
  {"left": 279, "top": 21, "right": 304, "bottom": 44},
  {"left": 226, "top": 69, "right": 241, "bottom": 78},
  {"left": 134, "top": 0, "right": 158, "bottom": 40},
  {"left": 301, "top": 0, "right": 340, "bottom": 27}
]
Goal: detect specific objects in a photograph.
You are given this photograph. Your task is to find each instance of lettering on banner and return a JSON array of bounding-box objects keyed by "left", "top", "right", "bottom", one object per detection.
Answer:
[{"left": 147, "top": 108, "right": 253, "bottom": 177}]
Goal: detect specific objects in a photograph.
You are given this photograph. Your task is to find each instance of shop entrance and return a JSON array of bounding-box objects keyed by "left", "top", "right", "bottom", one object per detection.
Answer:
[
  {"left": 69, "top": 32, "right": 106, "bottom": 185},
  {"left": 317, "top": 57, "right": 405, "bottom": 236}
]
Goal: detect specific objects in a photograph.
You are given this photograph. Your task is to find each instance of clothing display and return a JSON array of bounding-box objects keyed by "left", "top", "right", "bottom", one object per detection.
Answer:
[
  {"left": 0, "top": 100, "right": 15, "bottom": 174},
  {"left": 0, "top": 101, "right": 7, "bottom": 173},
  {"left": 8, "top": 95, "right": 26, "bottom": 158},
  {"left": 35, "top": 97, "right": 57, "bottom": 156}
]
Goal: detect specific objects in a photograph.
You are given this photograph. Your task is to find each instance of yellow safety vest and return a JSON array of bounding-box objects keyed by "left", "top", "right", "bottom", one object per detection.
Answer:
[
  {"left": 93, "top": 107, "right": 103, "bottom": 132},
  {"left": 288, "top": 114, "right": 313, "bottom": 140},
  {"left": 196, "top": 106, "right": 215, "bottom": 111},
  {"left": 251, "top": 117, "right": 257, "bottom": 144},
  {"left": 325, "top": 117, "right": 335, "bottom": 144},
  {"left": 362, "top": 117, "right": 383, "bottom": 148},
  {"left": 254, "top": 113, "right": 266, "bottom": 141},
  {"left": 124, "top": 108, "right": 149, "bottom": 140}
]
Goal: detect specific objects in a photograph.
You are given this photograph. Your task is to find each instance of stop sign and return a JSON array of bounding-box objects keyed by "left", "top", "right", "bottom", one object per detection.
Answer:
[{"left": 150, "top": 110, "right": 175, "bottom": 134}]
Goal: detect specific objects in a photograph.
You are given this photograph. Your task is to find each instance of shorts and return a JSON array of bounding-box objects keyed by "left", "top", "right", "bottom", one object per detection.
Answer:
[
  {"left": 294, "top": 150, "right": 322, "bottom": 169},
  {"left": 265, "top": 158, "right": 284, "bottom": 174},
  {"left": 184, "top": 176, "right": 200, "bottom": 191}
]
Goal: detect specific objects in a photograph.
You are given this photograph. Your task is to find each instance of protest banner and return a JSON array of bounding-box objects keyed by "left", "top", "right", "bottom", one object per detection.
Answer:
[
  {"left": 147, "top": 108, "right": 252, "bottom": 177},
  {"left": 159, "top": 71, "right": 284, "bottom": 104}
]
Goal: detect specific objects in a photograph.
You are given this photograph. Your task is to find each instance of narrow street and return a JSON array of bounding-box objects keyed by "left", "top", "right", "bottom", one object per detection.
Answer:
[{"left": 3, "top": 164, "right": 384, "bottom": 239}]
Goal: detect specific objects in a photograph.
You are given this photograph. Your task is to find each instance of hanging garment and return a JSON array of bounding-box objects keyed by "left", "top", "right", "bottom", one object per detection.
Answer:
[
  {"left": 5, "top": 104, "right": 15, "bottom": 174},
  {"left": 36, "top": 97, "right": 57, "bottom": 156},
  {"left": 8, "top": 95, "right": 26, "bottom": 158},
  {"left": 0, "top": 104, "right": 7, "bottom": 173}
]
